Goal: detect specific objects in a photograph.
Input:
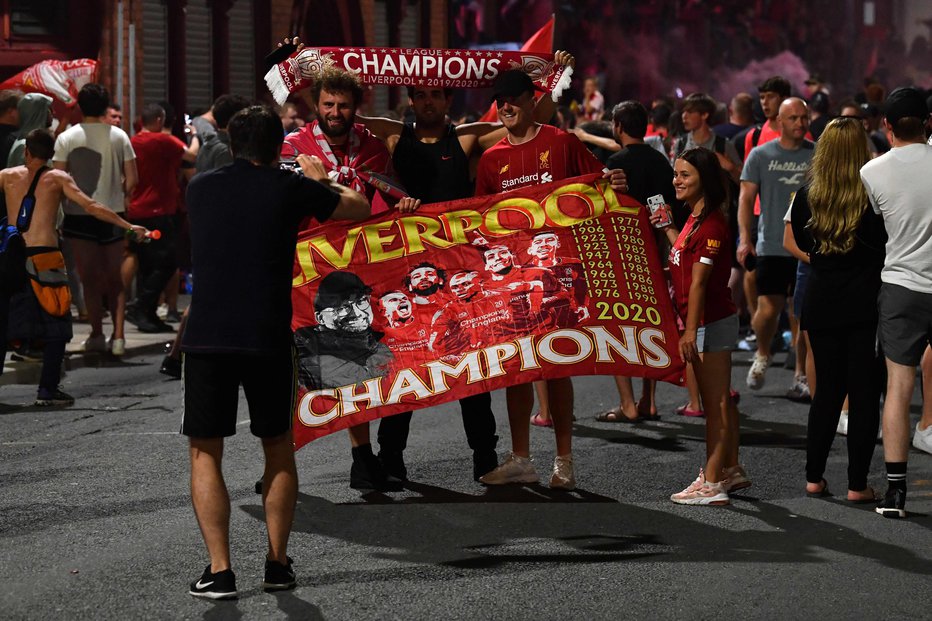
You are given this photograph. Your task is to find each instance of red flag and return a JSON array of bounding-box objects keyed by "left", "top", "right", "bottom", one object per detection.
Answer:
[
  {"left": 0, "top": 59, "right": 97, "bottom": 107},
  {"left": 478, "top": 16, "right": 555, "bottom": 122}
]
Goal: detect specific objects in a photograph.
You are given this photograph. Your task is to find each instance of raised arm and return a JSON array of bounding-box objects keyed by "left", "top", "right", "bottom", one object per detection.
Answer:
[
  {"left": 571, "top": 127, "right": 621, "bottom": 152},
  {"left": 354, "top": 114, "right": 405, "bottom": 152}
]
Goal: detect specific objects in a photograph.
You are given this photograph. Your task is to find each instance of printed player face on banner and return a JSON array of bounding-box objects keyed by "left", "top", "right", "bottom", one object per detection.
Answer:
[
  {"left": 483, "top": 245, "right": 516, "bottom": 274},
  {"left": 406, "top": 263, "right": 445, "bottom": 296},
  {"left": 379, "top": 291, "right": 413, "bottom": 326},
  {"left": 289, "top": 173, "right": 686, "bottom": 447},
  {"left": 316, "top": 89, "right": 356, "bottom": 138},
  {"left": 449, "top": 271, "right": 481, "bottom": 300},
  {"left": 527, "top": 232, "right": 560, "bottom": 262}
]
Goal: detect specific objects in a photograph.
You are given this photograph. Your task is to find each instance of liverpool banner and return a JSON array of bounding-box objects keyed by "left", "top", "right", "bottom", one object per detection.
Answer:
[{"left": 291, "top": 174, "right": 684, "bottom": 448}]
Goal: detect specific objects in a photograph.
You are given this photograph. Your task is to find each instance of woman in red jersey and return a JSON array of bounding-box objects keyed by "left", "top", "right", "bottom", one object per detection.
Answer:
[{"left": 652, "top": 147, "right": 748, "bottom": 505}]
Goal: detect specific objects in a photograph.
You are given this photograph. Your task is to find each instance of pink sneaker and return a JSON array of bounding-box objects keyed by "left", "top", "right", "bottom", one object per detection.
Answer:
[{"left": 671, "top": 470, "right": 730, "bottom": 505}]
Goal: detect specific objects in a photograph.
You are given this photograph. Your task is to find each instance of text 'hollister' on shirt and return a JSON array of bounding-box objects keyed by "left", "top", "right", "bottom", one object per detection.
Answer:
[
  {"left": 474, "top": 124, "right": 605, "bottom": 196},
  {"left": 740, "top": 139, "right": 814, "bottom": 257}
]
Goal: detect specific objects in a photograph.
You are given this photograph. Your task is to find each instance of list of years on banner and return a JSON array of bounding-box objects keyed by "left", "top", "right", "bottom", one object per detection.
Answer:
[{"left": 571, "top": 215, "right": 663, "bottom": 328}]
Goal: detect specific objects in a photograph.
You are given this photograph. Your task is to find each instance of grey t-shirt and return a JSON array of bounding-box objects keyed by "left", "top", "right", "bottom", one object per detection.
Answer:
[
  {"left": 682, "top": 132, "right": 742, "bottom": 170},
  {"left": 53, "top": 122, "right": 136, "bottom": 215},
  {"left": 741, "top": 140, "right": 814, "bottom": 256}
]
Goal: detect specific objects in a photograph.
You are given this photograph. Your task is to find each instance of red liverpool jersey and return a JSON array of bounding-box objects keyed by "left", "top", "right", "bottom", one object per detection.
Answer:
[
  {"left": 475, "top": 124, "right": 605, "bottom": 196},
  {"left": 668, "top": 210, "right": 737, "bottom": 326}
]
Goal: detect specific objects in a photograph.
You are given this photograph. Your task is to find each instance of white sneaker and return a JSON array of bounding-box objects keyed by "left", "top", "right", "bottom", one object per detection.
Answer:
[
  {"left": 110, "top": 337, "right": 126, "bottom": 357},
  {"left": 550, "top": 455, "right": 575, "bottom": 490},
  {"left": 671, "top": 470, "right": 730, "bottom": 505},
  {"left": 786, "top": 375, "right": 811, "bottom": 402},
  {"left": 746, "top": 354, "right": 772, "bottom": 390},
  {"left": 913, "top": 422, "right": 932, "bottom": 455},
  {"left": 722, "top": 464, "right": 752, "bottom": 493},
  {"left": 836, "top": 410, "right": 849, "bottom": 436},
  {"left": 479, "top": 453, "right": 539, "bottom": 485},
  {"left": 83, "top": 334, "right": 107, "bottom": 352}
]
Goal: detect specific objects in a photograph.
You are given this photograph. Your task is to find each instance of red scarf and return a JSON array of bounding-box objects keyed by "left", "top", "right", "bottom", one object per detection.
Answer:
[
  {"left": 282, "top": 120, "right": 405, "bottom": 215},
  {"left": 265, "top": 47, "right": 572, "bottom": 105}
]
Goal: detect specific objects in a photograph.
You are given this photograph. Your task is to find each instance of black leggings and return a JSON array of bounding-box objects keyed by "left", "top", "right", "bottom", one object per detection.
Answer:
[{"left": 805, "top": 324, "right": 882, "bottom": 491}]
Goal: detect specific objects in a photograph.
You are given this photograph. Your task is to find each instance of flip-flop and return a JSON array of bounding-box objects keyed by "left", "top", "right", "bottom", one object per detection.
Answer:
[
  {"left": 596, "top": 407, "right": 641, "bottom": 423},
  {"left": 847, "top": 487, "right": 879, "bottom": 504},
  {"left": 531, "top": 412, "right": 553, "bottom": 428},
  {"left": 675, "top": 403, "right": 704, "bottom": 417},
  {"left": 806, "top": 479, "right": 830, "bottom": 498}
]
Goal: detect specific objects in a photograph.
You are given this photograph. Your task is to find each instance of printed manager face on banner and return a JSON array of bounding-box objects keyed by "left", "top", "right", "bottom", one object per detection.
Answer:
[{"left": 290, "top": 174, "right": 685, "bottom": 446}]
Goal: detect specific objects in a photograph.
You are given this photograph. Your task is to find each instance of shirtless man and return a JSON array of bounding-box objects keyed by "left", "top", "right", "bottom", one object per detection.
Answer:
[{"left": 0, "top": 129, "right": 147, "bottom": 405}]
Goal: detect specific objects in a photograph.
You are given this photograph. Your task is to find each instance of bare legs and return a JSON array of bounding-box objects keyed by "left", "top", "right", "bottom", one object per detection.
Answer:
[
  {"left": 506, "top": 377, "right": 573, "bottom": 457},
  {"left": 71, "top": 239, "right": 127, "bottom": 340},
  {"left": 190, "top": 431, "right": 297, "bottom": 570},
  {"left": 693, "top": 350, "right": 739, "bottom": 483}
]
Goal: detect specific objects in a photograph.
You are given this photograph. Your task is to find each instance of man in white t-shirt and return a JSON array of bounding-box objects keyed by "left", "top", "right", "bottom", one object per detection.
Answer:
[
  {"left": 53, "top": 83, "right": 137, "bottom": 356},
  {"left": 859, "top": 86, "right": 932, "bottom": 519}
]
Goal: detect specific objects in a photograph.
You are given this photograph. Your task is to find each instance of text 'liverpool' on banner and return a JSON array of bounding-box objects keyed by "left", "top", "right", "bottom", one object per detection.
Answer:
[{"left": 290, "top": 173, "right": 685, "bottom": 448}]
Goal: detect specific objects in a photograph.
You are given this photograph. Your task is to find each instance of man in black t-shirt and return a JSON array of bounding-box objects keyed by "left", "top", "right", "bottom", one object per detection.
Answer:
[
  {"left": 181, "top": 106, "right": 368, "bottom": 600},
  {"left": 603, "top": 101, "right": 679, "bottom": 423}
]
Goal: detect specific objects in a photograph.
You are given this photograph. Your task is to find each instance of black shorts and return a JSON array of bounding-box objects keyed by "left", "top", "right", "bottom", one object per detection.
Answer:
[
  {"left": 61, "top": 215, "right": 125, "bottom": 245},
  {"left": 181, "top": 346, "right": 298, "bottom": 438},
  {"left": 878, "top": 283, "right": 932, "bottom": 366},
  {"left": 755, "top": 256, "right": 797, "bottom": 297}
]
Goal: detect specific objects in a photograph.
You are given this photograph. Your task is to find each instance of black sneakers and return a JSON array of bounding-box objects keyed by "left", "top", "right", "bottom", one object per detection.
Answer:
[
  {"left": 262, "top": 556, "right": 297, "bottom": 592},
  {"left": 875, "top": 486, "right": 907, "bottom": 518},
  {"left": 35, "top": 387, "right": 75, "bottom": 407},
  {"left": 189, "top": 565, "right": 238, "bottom": 600},
  {"left": 159, "top": 355, "right": 182, "bottom": 379}
]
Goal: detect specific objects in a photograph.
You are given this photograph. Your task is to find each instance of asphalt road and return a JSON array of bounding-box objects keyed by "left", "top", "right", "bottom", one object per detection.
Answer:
[{"left": 1, "top": 350, "right": 930, "bottom": 620}]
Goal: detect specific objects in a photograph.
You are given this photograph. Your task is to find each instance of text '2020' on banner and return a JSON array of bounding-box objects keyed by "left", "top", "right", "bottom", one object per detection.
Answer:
[{"left": 290, "top": 173, "right": 684, "bottom": 448}]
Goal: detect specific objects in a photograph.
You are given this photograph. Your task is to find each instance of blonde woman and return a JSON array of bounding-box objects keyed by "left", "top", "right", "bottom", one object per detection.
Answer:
[{"left": 788, "top": 117, "right": 886, "bottom": 502}]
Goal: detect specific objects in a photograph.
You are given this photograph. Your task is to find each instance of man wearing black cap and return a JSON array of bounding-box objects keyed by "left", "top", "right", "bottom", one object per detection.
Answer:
[
  {"left": 860, "top": 86, "right": 932, "bottom": 518},
  {"left": 181, "top": 106, "right": 369, "bottom": 599},
  {"left": 474, "top": 69, "right": 627, "bottom": 491}
]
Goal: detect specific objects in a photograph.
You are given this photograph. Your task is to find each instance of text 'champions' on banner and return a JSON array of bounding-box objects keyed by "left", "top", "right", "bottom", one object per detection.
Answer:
[{"left": 290, "top": 174, "right": 685, "bottom": 448}]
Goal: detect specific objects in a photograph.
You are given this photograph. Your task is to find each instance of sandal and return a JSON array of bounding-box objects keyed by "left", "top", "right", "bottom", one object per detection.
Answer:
[
  {"left": 596, "top": 407, "right": 641, "bottom": 423},
  {"left": 675, "top": 403, "right": 704, "bottom": 417},
  {"left": 847, "top": 486, "right": 879, "bottom": 503},
  {"left": 531, "top": 412, "right": 553, "bottom": 428},
  {"left": 806, "top": 479, "right": 830, "bottom": 498}
]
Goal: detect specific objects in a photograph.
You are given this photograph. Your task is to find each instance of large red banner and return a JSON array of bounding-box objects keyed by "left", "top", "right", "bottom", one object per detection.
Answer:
[{"left": 291, "top": 174, "right": 684, "bottom": 448}]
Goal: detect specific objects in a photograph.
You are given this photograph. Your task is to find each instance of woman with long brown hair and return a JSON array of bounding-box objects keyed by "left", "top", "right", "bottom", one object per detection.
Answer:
[
  {"left": 652, "top": 147, "right": 747, "bottom": 505},
  {"left": 789, "top": 117, "right": 886, "bottom": 502}
]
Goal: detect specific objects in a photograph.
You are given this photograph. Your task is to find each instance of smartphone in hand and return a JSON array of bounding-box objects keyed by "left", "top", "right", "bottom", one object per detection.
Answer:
[
  {"left": 647, "top": 194, "right": 671, "bottom": 228},
  {"left": 264, "top": 42, "right": 297, "bottom": 69}
]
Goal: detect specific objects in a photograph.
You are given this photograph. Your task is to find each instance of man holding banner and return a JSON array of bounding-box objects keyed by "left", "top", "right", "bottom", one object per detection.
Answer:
[
  {"left": 475, "top": 69, "right": 629, "bottom": 490},
  {"left": 280, "top": 66, "right": 422, "bottom": 491}
]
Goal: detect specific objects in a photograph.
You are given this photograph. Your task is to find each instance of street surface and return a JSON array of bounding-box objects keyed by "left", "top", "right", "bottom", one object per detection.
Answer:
[{"left": 1, "top": 338, "right": 930, "bottom": 620}]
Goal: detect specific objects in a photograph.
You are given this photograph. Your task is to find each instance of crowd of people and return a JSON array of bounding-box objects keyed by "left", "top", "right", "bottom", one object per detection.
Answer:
[{"left": 1, "top": 42, "right": 931, "bottom": 599}]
